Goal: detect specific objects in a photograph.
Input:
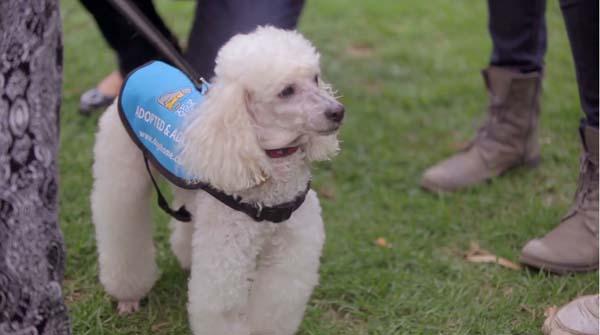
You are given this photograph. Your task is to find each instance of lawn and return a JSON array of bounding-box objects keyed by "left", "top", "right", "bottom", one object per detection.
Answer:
[{"left": 58, "top": 0, "right": 598, "bottom": 334}]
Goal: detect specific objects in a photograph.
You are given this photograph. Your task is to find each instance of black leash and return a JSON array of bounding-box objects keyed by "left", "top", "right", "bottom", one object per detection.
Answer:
[
  {"left": 106, "top": 0, "right": 205, "bottom": 91},
  {"left": 108, "top": 0, "right": 310, "bottom": 223}
]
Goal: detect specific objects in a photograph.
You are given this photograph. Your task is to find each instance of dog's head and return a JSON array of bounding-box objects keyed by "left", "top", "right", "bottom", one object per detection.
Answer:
[{"left": 180, "top": 26, "right": 344, "bottom": 193}]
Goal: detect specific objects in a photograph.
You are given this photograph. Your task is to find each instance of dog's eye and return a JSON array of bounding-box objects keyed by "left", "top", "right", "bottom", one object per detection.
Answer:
[
  {"left": 279, "top": 85, "right": 295, "bottom": 98},
  {"left": 314, "top": 75, "right": 319, "bottom": 84}
]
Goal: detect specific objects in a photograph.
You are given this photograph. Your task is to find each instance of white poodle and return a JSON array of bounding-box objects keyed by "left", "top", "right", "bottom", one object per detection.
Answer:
[{"left": 91, "top": 26, "right": 344, "bottom": 335}]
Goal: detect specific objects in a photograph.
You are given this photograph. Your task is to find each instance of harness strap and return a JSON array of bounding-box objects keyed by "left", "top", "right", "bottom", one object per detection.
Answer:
[
  {"left": 200, "top": 182, "right": 311, "bottom": 223},
  {"left": 144, "top": 156, "right": 310, "bottom": 223},
  {"left": 144, "top": 156, "right": 192, "bottom": 222}
]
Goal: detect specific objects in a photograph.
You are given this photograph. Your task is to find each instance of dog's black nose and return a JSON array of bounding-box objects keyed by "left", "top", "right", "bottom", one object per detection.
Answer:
[{"left": 325, "top": 105, "right": 345, "bottom": 123}]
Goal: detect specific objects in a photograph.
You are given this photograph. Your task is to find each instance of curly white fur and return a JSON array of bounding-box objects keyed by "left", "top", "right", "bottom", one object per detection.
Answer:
[{"left": 92, "top": 26, "right": 344, "bottom": 335}]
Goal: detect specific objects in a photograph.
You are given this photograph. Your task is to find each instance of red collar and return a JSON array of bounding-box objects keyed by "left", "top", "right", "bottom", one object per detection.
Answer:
[{"left": 265, "top": 146, "right": 299, "bottom": 158}]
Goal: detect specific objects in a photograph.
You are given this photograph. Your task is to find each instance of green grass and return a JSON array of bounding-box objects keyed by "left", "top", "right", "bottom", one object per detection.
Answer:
[{"left": 59, "top": 1, "right": 597, "bottom": 334}]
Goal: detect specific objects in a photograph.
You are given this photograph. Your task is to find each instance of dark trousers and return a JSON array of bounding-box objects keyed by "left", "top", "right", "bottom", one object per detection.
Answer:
[
  {"left": 79, "top": 0, "right": 181, "bottom": 75},
  {"left": 185, "top": 0, "right": 305, "bottom": 80},
  {"left": 79, "top": 0, "right": 304, "bottom": 79},
  {"left": 488, "top": 0, "right": 599, "bottom": 128}
]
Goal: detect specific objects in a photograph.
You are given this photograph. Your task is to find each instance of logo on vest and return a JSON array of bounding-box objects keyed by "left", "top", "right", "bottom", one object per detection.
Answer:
[{"left": 157, "top": 88, "right": 193, "bottom": 111}]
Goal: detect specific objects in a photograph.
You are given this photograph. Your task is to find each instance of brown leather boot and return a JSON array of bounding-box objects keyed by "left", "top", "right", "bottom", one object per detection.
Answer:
[
  {"left": 421, "top": 67, "right": 542, "bottom": 192},
  {"left": 520, "top": 126, "right": 599, "bottom": 274}
]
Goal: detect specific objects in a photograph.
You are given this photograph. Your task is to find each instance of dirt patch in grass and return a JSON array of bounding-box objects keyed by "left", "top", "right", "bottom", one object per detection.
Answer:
[{"left": 346, "top": 43, "right": 376, "bottom": 59}]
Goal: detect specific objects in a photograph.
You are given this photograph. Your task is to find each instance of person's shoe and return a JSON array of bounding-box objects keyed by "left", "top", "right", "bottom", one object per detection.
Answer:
[
  {"left": 79, "top": 70, "right": 122, "bottom": 116},
  {"left": 79, "top": 88, "right": 116, "bottom": 115},
  {"left": 520, "top": 126, "right": 599, "bottom": 274},
  {"left": 542, "top": 295, "right": 599, "bottom": 335},
  {"left": 421, "top": 67, "right": 542, "bottom": 192}
]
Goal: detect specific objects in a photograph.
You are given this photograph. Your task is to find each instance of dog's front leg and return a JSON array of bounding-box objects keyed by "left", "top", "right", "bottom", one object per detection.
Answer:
[
  {"left": 92, "top": 105, "right": 158, "bottom": 314},
  {"left": 247, "top": 193, "right": 325, "bottom": 335},
  {"left": 169, "top": 188, "right": 196, "bottom": 270},
  {"left": 187, "top": 203, "right": 271, "bottom": 335}
]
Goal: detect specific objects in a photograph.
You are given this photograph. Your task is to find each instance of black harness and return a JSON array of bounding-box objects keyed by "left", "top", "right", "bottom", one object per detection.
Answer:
[{"left": 144, "top": 156, "right": 309, "bottom": 223}]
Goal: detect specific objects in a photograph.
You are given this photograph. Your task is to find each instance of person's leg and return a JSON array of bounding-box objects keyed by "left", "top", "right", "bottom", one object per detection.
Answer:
[
  {"left": 421, "top": 0, "right": 547, "bottom": 192},
  {"left": 78, "top": 0, "right": 181, "bottom": 113},
  {"left": 520, "top": 0, "right": 598, "bottom": 275},
  {"left": 559, "top": 0, "right": 599, "bottom": 129},
  {"left": 79, "top": 0, "right": 180, "bottom": 75},
  {"left": 0, "top": 0, "right": 70, "bottom": 333},
  {"left": 488, "top": 0, "right": 547, "bottom": 73},
  {"left": 185, "top": 0, "right": 305, "bottom": 79}
]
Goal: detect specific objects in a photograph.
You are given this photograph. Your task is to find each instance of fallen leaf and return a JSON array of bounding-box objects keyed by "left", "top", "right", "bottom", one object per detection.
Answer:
[
  {"left": 362, "top": 79, "right": 382, "bottom": 94},
  {"left": 520, "top": 304, "right": 537, "bottom": 319},
  {"left": 465, "top": 241, "right": 521, "bottom": 270},
  {"left": 151, "top": 321, "right": 170, "bottom": 333},
  {"left": 450, "top": 141, "right": 470, "bottom": 150},
  {"left": 467, "top": 241, "right": 485, "bottom": 255},
  {"left": 63, "top": 280, "right": 88, "bottom": 305},
  {"left": 544, "top": 305, "right": 558, "bottom": 318},
  {"left": 346, "top": 43, "right": 375, "bottom": 58},
  {"left": 467, "top": 255, "right": 521, "bottom": 270},
  {"left": 503, "top": 286, "right": 514, "bottom": 297},
  {"left": 318, "top": 186, "right": 336, "bottom": 199},
  {"left": 375, "top": 237, "right": 391, "bottom": 248},
  {"left": 541, "top": 305, "right": 559, "bottom": 334},
  {"left": 64, "top": 290, "right": 84, "bottom": 305}
]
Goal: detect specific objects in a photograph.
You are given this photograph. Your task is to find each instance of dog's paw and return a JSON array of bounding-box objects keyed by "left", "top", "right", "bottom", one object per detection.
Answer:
[{"left": 117, "top": 300, "right": 140, "bottom": 315}]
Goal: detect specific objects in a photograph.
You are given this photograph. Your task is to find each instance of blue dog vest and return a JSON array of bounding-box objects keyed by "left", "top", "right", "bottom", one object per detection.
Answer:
[
  {"left": 118, "top": 61, "right": 209, "bottom": 189},
  {"left": 118, "top": 61, "right": 310, "bottom": 224}
]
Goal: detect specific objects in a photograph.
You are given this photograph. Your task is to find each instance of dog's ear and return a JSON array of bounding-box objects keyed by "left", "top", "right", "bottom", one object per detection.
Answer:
[
  {"left": 304, "top": 134, "right": 340, "bottom": 161},
  {"left": 180, "top": 80, "right": 270, "bottom": 193}
]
